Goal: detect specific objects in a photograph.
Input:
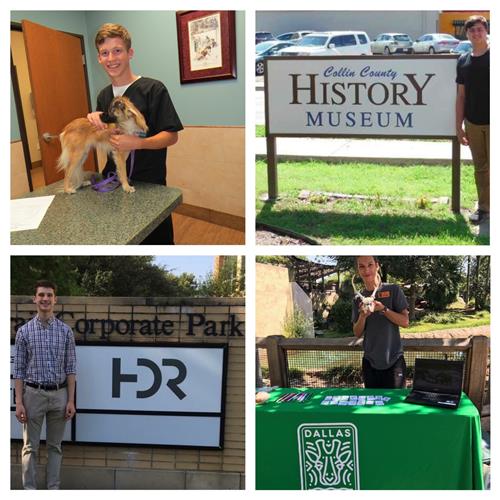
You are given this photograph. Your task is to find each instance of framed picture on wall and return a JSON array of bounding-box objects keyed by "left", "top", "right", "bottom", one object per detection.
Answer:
[{"left": 176, "top": 10, "right": 236, "bottom": 84}]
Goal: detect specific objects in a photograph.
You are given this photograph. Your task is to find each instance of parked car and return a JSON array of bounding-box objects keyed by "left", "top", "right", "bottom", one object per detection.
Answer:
[
  {"left": 277, "top": 31, "right": 372, "bottom": 56},
  {"left": 412, "top": 33, "right": 460, "bottom": 54},
  {"left": 255, "top": 31, "right": 275, "bottom": 44},
  {"left": 275, "top": 30, "right": 314, "bottom": 42},
  {"left": 255, "top": 41, "right": 296, "bottom": 75},
  {"left": 371, "top": 33, "right": 414, "bottom": 55},
  {"left": 451, "top": 40, "right": 472, "bottom": 54}
]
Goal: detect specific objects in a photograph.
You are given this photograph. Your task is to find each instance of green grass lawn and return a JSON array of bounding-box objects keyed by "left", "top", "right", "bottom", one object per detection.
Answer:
[
  {"left": 256, "top": 160, "right": 487, "bottom": 245},
  {"left": 320, "top": 309, "right": 489, "bottom": 338},
  {"left": 403, "top": 309, "right": 490, "bottom": 334}
]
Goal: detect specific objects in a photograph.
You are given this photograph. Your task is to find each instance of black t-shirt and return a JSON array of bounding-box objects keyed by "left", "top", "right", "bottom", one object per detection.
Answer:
[
  {"left": 456, "top": 49, "right": 490, "bottom": 125},
  {"left": 97, "top": 77, "right": 183, "bottom": 185}
]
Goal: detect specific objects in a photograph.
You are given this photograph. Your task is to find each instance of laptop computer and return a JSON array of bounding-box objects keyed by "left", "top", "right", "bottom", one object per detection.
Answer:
[{"left": 405, "top": 358, "right": 464, "bottom": 409}]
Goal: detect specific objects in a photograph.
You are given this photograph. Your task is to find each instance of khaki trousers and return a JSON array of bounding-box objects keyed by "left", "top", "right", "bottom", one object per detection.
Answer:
[
  {"left": 465, "top": 120, "right": 490, "bottom": 212},
  {"left": 21, "top": 385, "right": 68, "bottom": 490}
]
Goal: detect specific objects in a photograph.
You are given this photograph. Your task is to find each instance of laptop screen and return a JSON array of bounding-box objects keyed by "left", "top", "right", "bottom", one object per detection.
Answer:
[{"left": 413, "top": 359, "right": 464, "bottom": 395}]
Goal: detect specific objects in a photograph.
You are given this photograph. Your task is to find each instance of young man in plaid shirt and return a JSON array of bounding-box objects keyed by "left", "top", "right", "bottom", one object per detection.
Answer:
[{"left": 13, "top": 280, "right": 76, "bottom": 490}]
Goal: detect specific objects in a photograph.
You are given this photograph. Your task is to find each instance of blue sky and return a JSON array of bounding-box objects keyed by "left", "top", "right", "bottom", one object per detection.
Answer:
[{"left": 154, "top": 256, "right": 215, "bottom": 279}]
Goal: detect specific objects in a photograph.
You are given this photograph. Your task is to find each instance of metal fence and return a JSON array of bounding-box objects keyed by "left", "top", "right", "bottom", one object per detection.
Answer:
[{"left": 256, "top": 335, "right": 489, "bottom": 413}]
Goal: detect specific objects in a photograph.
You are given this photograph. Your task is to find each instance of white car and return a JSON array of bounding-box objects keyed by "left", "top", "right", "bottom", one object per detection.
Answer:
[
  {"left": 278, "top": 31, "right": 372, "bottom": 56},
  {"left": 413, "top": 33, "right": 460, "bottom": 54},
  {"left": 371, "top": 33, "right": 414, "bottom": 55}
]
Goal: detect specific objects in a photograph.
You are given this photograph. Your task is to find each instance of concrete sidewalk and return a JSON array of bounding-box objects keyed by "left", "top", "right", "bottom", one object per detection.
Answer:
[{"left": 255, "top": 136, "right": 473, "bottom": 165}]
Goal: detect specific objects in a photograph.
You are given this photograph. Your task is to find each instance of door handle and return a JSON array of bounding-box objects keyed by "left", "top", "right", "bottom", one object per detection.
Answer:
[{"left": 42, "top": 132, "right": 59, "bottom": 143}]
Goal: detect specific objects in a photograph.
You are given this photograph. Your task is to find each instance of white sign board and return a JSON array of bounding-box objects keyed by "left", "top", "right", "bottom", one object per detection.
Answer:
[
  {"left": 76, "top": 345, "right": 225, "bottom": 412},
  {"left": 11, "top": 344, "right": 227, "bottom": 448},
  {"left": 265, "top": 56, "right": 457, "bottom": 137}
]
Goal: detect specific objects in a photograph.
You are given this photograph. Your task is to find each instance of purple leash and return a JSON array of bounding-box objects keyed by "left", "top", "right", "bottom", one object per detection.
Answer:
[{"left": 91, "top": 150, "right": 135, "bottom": 193}]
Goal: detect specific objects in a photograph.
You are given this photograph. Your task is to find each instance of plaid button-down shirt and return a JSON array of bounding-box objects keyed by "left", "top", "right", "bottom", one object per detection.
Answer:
[{"left": 13, "top": 315, "right": 76, "bottom": 385}]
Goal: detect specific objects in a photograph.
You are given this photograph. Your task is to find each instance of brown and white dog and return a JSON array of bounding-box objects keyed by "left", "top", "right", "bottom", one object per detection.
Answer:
[{"left": 57, "top": 96, "right": 148, "bottom": 194}]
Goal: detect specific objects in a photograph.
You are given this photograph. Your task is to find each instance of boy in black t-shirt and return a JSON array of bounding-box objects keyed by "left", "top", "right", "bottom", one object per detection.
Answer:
[
  {"left": 455, "top": 15, "right": 490, "bottom": 225},
  {"left": 88, "top": 23, "right": 183, "bottom": 244}
]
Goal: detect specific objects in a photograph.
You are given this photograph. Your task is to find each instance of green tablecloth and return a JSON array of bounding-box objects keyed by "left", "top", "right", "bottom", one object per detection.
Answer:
[{"left": 256, "top": 388, "right": 484, "bottom": 490}]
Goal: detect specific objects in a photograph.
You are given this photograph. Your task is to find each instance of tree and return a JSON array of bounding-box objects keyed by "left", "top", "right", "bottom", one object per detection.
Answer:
[
  {"left": 72, "top": 256, "right": 198, "bottom": 297},
  {"left": 378, "top": 256, "right": 423, "bottom": 319},
  {"left": 11, "top": 257, "right": 83, "bottom": 295},
  {"left": 471, "top": 256, "right": 490, "bottom": 310},
  {"left": 198, "top": 257, "right": 245, "bottom": 297},
  {"left": 375, "top": 256, "right": 463, "bottom": 317},
  {"left": 421, "top": 257, "right": 463, "bottom": 310},
  {"left": 11, "top": 256, "right": 198, "bottom": 297}
]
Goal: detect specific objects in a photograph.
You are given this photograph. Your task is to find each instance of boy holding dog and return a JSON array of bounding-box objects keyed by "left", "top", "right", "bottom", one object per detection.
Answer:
[{"left": 88, "top": 23, "right": 183, "bottom": 244}]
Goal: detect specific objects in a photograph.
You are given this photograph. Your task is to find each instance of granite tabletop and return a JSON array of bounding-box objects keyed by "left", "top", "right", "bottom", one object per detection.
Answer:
[{"left": 11, "top": 181, "right": 182, "bottom": 245}]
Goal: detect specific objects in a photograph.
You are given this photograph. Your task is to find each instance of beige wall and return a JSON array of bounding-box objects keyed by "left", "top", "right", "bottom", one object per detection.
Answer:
[
  {"left": 11, "top": 141, "right": 30, "bottom": 198},
  {"left": 11, "top": 296, "right": 245, "bottom": 489},
  {"left": 168, "top": 126, "right": 245, "bottom": 217},
  {"left": 11, "top": 30, "right": 41, "bottom": 164},
  {"left": 256, "top": 263, "right": 293, "bottom": 337}
]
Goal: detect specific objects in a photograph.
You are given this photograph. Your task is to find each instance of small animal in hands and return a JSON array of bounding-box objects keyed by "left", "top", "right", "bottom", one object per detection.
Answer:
[{"left": 57, "top": 96, "right": 148, "bottom": 194}]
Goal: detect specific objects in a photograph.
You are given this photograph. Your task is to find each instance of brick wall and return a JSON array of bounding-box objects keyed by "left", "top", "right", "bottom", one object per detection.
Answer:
[{"left": 11, "top": 296, "right": 245, "bottom": 489}]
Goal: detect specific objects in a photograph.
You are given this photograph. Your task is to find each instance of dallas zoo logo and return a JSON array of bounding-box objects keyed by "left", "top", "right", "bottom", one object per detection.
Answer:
[{"left": 297, "top": 423, "right": 359, "bottom": 490}]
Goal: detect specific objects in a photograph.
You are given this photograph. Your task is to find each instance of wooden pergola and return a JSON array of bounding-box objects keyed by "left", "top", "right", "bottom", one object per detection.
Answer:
[{"left": 286, "top": 256, "right": 338, "bottom": 294}]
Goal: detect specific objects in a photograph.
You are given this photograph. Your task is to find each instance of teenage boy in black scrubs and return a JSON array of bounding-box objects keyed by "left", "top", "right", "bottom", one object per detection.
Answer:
[{"left": 88, "top": 23, "right": 183, "bottom": 244}]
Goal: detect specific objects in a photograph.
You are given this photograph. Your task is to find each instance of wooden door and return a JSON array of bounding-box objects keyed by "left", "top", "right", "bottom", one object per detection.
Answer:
[{"left": 22, "top": 19, "right": 96, "bottom": 185}]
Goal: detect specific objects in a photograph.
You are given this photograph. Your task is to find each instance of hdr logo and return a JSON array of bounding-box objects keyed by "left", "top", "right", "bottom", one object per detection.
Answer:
[
  {"left": 297, "top": 423, "right": 359, "bottom": 490},
  {"left": 112, "top": 358, "right": 187, "bottom": 400}
]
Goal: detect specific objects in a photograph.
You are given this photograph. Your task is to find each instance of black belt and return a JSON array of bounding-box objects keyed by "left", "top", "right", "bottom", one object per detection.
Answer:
[{"left": 26, "top": 381, "right": 67, "bottom": 391}]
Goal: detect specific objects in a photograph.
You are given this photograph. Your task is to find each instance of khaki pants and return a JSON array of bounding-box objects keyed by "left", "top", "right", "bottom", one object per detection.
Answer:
[
  {"left": 465, "top": 120, "right": 490, "bottom": 213},
  {"left": 21, "top": 385, "right": 68, "bottom": 490}
]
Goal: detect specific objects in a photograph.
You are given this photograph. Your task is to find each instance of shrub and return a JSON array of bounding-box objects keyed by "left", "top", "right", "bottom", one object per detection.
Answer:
[
  {"left": 321, "top": 366, "right": 363, "bottom": 387},
  {"left": 282, "top": 307, "right": 314, "bottom": 338},
  {"left": 327, "top": 297, "right": 353, "bottom": 334},
  {"left": 288, "top": 367, "right": 304, "bottom": 383},
  {"left": 421, "top": 311, "right": 461, "bottom": 324}
]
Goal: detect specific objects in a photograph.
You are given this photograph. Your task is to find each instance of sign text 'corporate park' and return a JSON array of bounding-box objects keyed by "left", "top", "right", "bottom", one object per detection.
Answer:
[
  {"left": 11, "top": 310, "right": 244, "bottom": 338},
  {"left": 265, "top": 56, "right": 457, "bottom": 136}
]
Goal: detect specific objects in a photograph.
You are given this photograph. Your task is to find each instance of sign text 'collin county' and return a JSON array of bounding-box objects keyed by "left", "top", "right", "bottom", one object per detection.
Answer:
[
  {"left": 11, "top": 311, "right": 245, "bottom": 338},
  {"left": 266, "top": 57, "right": 457, "bottom": 136}
]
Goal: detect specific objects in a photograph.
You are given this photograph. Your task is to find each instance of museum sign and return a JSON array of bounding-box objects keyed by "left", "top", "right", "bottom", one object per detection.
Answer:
[{"left": 265, "top": 55, "right": 457, "bottom": 136}]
